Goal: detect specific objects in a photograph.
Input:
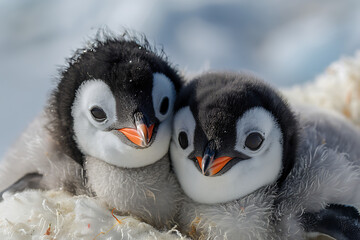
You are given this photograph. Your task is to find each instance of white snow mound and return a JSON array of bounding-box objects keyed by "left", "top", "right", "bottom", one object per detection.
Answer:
[{"left": 0, "top": 190, "right": 186, "bottom": 240}]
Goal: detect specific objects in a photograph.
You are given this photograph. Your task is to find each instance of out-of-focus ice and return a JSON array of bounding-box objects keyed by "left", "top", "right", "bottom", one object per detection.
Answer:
[{"left": 1, "top": 0, "right": 360, "bottom": 157}]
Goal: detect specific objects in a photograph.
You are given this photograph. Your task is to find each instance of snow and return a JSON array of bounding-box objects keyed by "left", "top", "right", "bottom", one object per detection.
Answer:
[
  {"left": 282, "top": 51, "right": 360, "bottom": 126},
  {"left": 0, "top": 190, "right": 187, "bottom": 240}
]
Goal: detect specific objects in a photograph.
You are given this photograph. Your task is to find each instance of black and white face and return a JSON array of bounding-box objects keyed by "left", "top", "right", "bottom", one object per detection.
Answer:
[
  {"left": 71, "top": 72, "right": 176, "bottom": 168},
  {"left": 170, "top": 106, "right": 284, "bottom": 204}
]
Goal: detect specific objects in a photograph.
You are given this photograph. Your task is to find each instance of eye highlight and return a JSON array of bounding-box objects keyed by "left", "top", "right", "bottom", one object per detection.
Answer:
[
  {"left": 178, "top": 131, "right": 189, "bottom": 149},
  {"left": 245, "top": 132, "right": 264, "bottom": 151},
  {"left": 90, "top": 107, "right": 107, "bottom": 122},
  {"left": 160, "top": 97, "right": 169, "bottom": 115}
]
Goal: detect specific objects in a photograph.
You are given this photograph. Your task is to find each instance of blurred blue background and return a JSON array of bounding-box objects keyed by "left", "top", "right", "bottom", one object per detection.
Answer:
[{"left": 1, "top": 0, "right": 360, "bottom": 157}]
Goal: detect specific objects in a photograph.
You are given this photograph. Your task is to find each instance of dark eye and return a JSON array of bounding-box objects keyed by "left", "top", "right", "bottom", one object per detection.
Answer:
[
  {"left": 178, "top": 131, "right": 189, "bottom": 149},
  {"left": 245, "top": 132, "right": 264, "bottom": 151},
  {"left": 159, "top": 97, "right": 169, "bottom": 115},
  {"left": 90, "top": 107, "right": 107, "bottom": 122}
]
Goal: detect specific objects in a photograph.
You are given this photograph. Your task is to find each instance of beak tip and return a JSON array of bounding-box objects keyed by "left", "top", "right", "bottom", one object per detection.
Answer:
[{"left": 203, "top": 170, "right": 210, "bottom": 176}]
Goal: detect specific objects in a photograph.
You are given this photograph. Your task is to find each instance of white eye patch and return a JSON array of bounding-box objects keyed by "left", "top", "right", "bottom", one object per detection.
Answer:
[
  {"left": 152, "top": 73, "right": 176, "bottom": 122},
  {"left": 72, "top": 80, "right": 116, "bottom": 130},
  {"left": 172, "top": 106, "right": 196, "bottom": 152},
  {"left": 235, "top": 107, "right": 280, "bottom": 155}
]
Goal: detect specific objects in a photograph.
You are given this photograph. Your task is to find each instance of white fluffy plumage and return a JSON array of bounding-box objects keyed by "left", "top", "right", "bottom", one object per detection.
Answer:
[{"left": 274, "top": 107, "right": 360, "bottom": 239}]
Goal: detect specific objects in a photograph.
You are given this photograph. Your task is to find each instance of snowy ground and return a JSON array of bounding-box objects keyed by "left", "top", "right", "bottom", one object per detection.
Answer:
[{"left": 1, "top": 0, "right": 360, "bottom": 157}]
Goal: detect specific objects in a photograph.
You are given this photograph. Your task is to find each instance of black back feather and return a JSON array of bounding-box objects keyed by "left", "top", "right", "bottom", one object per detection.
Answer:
[{"left": 302, "top": 204, "right": 360, "bottom": 240}]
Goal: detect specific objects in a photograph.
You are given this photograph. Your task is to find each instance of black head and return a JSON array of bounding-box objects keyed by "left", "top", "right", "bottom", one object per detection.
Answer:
[
  {"left": 48, "top": 33, "right": 182, "bottom": 167},
  {"left": 170, "top": 72, "right": 298, "bottom": 203}
]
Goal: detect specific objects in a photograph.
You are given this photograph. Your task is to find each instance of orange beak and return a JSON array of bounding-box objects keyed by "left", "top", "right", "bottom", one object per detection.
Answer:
[
  {"left": 118, "top": 123, "right": 154, "bottom": 147},
  {"left": 196, "top": 156, "right": 233, "bottom": 176}
]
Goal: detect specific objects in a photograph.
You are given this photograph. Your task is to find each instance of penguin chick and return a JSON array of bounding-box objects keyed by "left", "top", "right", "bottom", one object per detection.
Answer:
[
  {"left": 170, "top": 72, "right": 296, "bottom": 239},
  {"left": 0, "top": 33, "right": 183, "bottom": 228},
  {"left": 170, "top": 72, "right": 360, "bottom": 239}
]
